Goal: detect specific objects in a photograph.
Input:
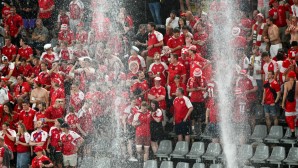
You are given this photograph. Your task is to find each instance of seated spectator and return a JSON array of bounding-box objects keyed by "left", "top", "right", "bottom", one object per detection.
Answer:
[
  {"left": 2, "top": 36, "right": 17, "bottom": 61},
  {"left": 32, "top": 19, "right": 49, "bottom": 51},
  {"left": 16, "top": 38, "right": 33, "bottom": 63},
  {"left": 128, "top": 46, "right": 146, "bottom": 72},
  {"left": 166, "top": 10, "right": 179, "bottom": 29},
  {"left": 40, "top": 44, "right": 59, "bottom": 68}
]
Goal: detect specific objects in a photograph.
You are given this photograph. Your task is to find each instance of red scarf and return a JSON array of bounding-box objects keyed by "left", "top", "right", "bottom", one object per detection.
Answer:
[{"left": 253, "top": 22, "right": 265, "bottom": 47}]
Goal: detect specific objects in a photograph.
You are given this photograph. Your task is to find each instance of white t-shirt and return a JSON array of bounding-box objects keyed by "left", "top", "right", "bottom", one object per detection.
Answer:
[
  {"left": 250, "top": 55, "right": 262, "bottom": 80},
  {"left": 165, "top": 17, "right": 179, "bottom": 29},
  {"left": 0, "top": 88, "right": 9, "bottom": 105}
]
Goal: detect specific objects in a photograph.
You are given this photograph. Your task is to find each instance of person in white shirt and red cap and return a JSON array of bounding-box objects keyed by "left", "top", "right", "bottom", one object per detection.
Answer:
[
  {"left": 40, "top": 44, "right": 59, "bottom": 69},
  {"left": 128, "top": 46, "right": 146, "bottom": 72}
]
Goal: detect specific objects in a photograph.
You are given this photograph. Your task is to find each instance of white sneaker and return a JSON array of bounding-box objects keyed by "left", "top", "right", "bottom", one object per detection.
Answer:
[{"left": 128, "top": 157, "right": 138, "bottom": 162}]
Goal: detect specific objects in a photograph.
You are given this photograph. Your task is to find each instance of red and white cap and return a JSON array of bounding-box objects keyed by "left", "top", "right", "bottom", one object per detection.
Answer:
[
  {"left": 288, "top": 71, "right": 296, "bottom": 78},
  {"left": 44, "top": 44, "right": 52, "bottom": 50},
  {"left": 239, "top": 69, "right": 247, "bottom": 75},
  {"left": 189, "top": 45, "right": 197, "bottom": 51},
  {"left": 289, "top": 52, "right": 295, "bottom": 59},
  {"left": 257, "top": 13, "right": 264, "bottom": 19},
  {"left": 154, "top": 77, "right": 161, "bottom": 81},
  {"left": 1, "top": 76, "right": 8, "bottom": 81},
  {"left": 193, "top": 68, "right": 202, "bottom": 77},
  {"left": 61, "top": 24, "right": 68, "bottom": 30},
  {"left": 232, "top": 27, "right": 241, "bottom": 37},
  {"left": 181, "top": 48, "right": 188, "bottom": 55}
]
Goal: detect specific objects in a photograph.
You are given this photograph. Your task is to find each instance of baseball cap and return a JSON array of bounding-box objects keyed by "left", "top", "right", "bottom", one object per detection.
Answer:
[
  {"left": 193, "top": 68, "right": 202, "bottom": 77},
  {"left": 131, "top": 46, "right": 139, "bottom": 53},
  {"left": 61, "top": 123, "right": 69, "bottom": 128},
  {"left": 288, "top": 71, "right": 296, "bottom": 78},
  {"left": 34, "top": 146, "right": 43, "bottom": 153},
  {"left": 44, "top": 44, "right": 52, "bottom": 50},
  {"left": 154, "top": 77, "right": 161, "bottom": 81}
]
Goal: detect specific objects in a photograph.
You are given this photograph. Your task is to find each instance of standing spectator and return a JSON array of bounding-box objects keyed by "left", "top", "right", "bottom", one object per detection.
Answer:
[
  {"left": 132, "top": 102, "right": 151, "bottom": 164},
  {"left": 2, "top": 36, "right": 17, "bottom": 61},
  {"left": 49, "top": 78, "right": 65, "bottom": 105},
  {"left": 264, "top": 17, "right": 282, "bottom": 57},
  {"left": 0, "top": 122, "right": 16, "bottom": 156},
  {"left": 45, "top": 99, "right": 65, "bottom": 129},
  {"left": 173, "top": 87, "right": 193, "bottom": 143},
  {"left": 128, "top": 46, "right": 146, "bottom": 72},
  {"left": 69, "top": 83, "right": 84, "bottom": 113},
  {"left": 5, "top": 6, "right": 23, "bottom": 46},
  {"left": 148, "top": 53, "right": 168, "bottom": 86},
  {"left": 179, "top": 0, "right": 191, "bottom": 12},
  {"left": 75, "top": 22, "right": 88, "bottom": 45},
  {"left": 19, "top": 101, "right": 36, "bottom": 132},
  {"left": 19, "top": 0, "right": 38, "bottom": 31},
  {"left": 167, "top": 28, "right": 183, "bottom": 57},
  {"left": 290, "top": 0, "right": 298, "bottom": 18},
  {"left": 30, "top": 78, "right": 49, "bottom": 108},
  {"left": 69, "top": 0, "right": 84, "bottom": 33},
  {"left": 282, "top": 71, "right": 297, "bottom": 139},
  {"left": 148, "top": 0, "right": 162, "bottom": 24},
  {"left": 250, "top": 13, "right": 267, "bottom": 51},
  {"left": 47, "top": 118, "right": 63, "bottom": 168},
  {"left": 262, "top": 51, "right": 278, "bottom": 81},
  {"left": 193, "top": 22, "right": 208, "bottom": 58},
  {"left": 134, "top": 25, "right": 148, "bottom": 53},
  {"left": 0, "top": 103, "right": 18, "bottom": 130},
  {"left": 29, "top": 121, "right": 48, "bottom": 150},
  {"left": 185, "top": 11, "right": 199, "bottom": 32},
  {"left": 262, "top": 71, "right": 280, "bottom": 129},
  {"left": 31, "top": 146, "right": 53, "bottom": 168},
  {"left": 167, "top": 53, "right": 186, "bottom": 86},
  {"left": 146, "top": 22, "right": 164, "bottom": 68},
  {"left": 130, "top": 71, "right": 149, "bottom": 102},
  {"left": 280, "top": 52, "right": 296, "bottom": 83},
  {"left": 285, "top": 16, "right": 298, "bottom": 44},
  {"left": 149, "top": 100, "right": 164, "bottom": 156},
  {"left": 57, "top": 8, "right": 70, "bottom": 28},
  {"left": 16, "top": 123, "right": 31, "bottom": 168},
  {"left": 249, "top": 47, "right": 263, "bottom": 101},
  {"left": 38, "top": 0, "right": 55, "bottom": 29},
  {"left": 32, "top": 19, "right": 49, "bottom": 51},
  {"left": 60, "top": 123, "right": 84, "bottom": 168},
  {"left": 58, "top": 24, "right": 74, "bottom": 46},
  {"left": 187, "top": 68, "right": 207, "bottom": 135},
  {"left": 165, "top": 10, "right": 179, "bottom": 29},
  {"left": 205, "top": 95, "right": 220, "bottom": 143},
  {"left": 16, "top": 38, "right": 33, "bottom": 62}
]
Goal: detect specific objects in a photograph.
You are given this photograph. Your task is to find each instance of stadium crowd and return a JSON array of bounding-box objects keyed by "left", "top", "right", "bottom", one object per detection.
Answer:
[{"left": 0, "top": 0, "right": 297, "bottom": 167}]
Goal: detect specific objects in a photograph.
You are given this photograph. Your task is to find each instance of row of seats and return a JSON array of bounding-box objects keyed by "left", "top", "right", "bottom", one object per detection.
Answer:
[
  {"left": 144, "top": 160, "right": 223, "bottom": 168},
  {"left": 155, "top": 140, "right": 298, "bottom": 167}
]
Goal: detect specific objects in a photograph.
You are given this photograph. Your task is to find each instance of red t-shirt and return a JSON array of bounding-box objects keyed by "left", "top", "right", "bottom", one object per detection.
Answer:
[
  {"left": 17, "top": 64, "right": 33, "bottom": 77},
  {"left": 2, "top": 44, "right": 17, "bottom": 61},
  {"left": 31, "top": 155, "right": 52, "bottom": 168},
  {"left": 58, "top": 14, "right": 70, "bottom": 25},
  {"left": 50, "top": 88, "right": 65, "bottom": 105},
  {"left": 70, "top": 91, "right": 84, "bottom": 113},
  {"left": 147, "top": 30, "right": 163, "bottom": 57},
  {"left": 193, "top": 32, "right": 208, "bottom": 57},
  {"left": 149, "top": 86, "right": 166, "bottom": 110},
  {"left": 237, "top": 76, "right": 257, "bottom": 102},
  {"left": 65, "top": 113, "right": 79, "bottom": 132},
  {"left": 0, "top": 129, "right": 16, "bottom": 152},
  {"left": 60, "top": 131, "right": 81, "bottom": 155},
  {"left": 78, "top": 108, "right": 94, "bottom": 134},
  {"left": 37, "top": 71, "right": 51, "bottom": 86},
  {"left": 45, "top": 106, "right": 65, "bottom": 128},
  {"left": 69, "top": 0, "right": 84, "bottom": 20},
  {"left": 206, "top": 98, "right": 218, "bottom": 123},
  {"left": 148, "top": 62, "right": 168, "bottom": 86},
  {"left": 49, "top": 126, "right": 62, "bottom": 152},
  {"left": 168, "top": 63, "right": 186, "bottom": 84},
  {"left": 167, "top": 36, "right": 184, "bottom": 56},
  {"left": 38, "top": 0, "right": 54, "bottom": 19},
  {"left": 5, "top": 14, "right": 23, "bottom": 37},
  {"left": 19, "top": 108, "right": 36, "bottom": 131},
  {"left": 14, "top": 82, "right": 31, "bottom": 98},
  {"left": 268, "top": 6, "right": 288, "bottom": 27},
  {"left": 134, "top": 110, "right": 151, "bottom": 137},
  {"left": 187, "top": 76, "right": 207, "bottom": 102},
  {"left": 58, "top": 30, "right": 74, "bottom": 45},
  {"left": 16, "top": 132, "right": 30, "bottom": 153},
  {"left": 264, "top": 80, "right": 280, "bottom": 105},
  {"left": 75, "top": 30, "right": 88, "bottom": 44},
  {"left": 173, "top": 96, "right": 193, "bottom": 124},
  {"left": 18, "top": 46, "right": 33, "bottom": 60}
]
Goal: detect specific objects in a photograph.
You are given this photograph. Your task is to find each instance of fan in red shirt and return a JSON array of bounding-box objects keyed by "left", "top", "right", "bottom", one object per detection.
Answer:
[
  {"left": 38, "top": 0, "right": 55, "bottom": 19},
  {"left": 16, "top": 38, "right": 33, "bottom": 62},
  {"left": 128, "top": 46, "right": 146, "bottom": 72},
  {"left": 65, "top": 107, "right": 79, "bottom": 133},
  {"left": 70, "top": 83, "right": 84, "bottom": 113},
  {"left": 17, "top": 58, "right": 33, "bottom": 78},
  {"left": 19, "top": 101, "right": 36, "bottom": 132},
  {"left": 33, "top": 103, "right": 49, "bottom": 132},
  {"left": 185, "top": 11, "right": 199, "bottom": 32},
  {"left": 58, "top": 24, "right": 74, "bottom": 46},
  {"left": 262, "top": 71, "right": 281, "bottom": 129},
  {"left": 130, "top": 71, "right": 149, "bottom": 102},
  {"left": 58, "top": 42, "right": 73, "bottom": 61},
  {"left": 2, "top": 1, "right": 10, "bottom": 21},
  {"left": 29, "top": 121, "right": 48, "bottom": 150},
  {"left": 77, "top": 101, "right": 95, "bottom": 137},
  {"left": 49, "top": 78, "right": 65, "bottom": 106},
  {"left": 280, "top": 52, "right": 296, "bottom": 83},
  {"left": 148, "top": 53, "right": 168, "bottom": 86},
  {"left": 167, "top": 28, "right": 183, "bottom": 57},
  {"left": 5, "top": 6, "right": 23, "bottom": 43},
  {"left": 15, "top": 123, "right": 31, "bottom": 165},
  {"left": 37, "top": 62, "right": 51, "bottom": 89},
  {"left": 167, "top": 53, "right": 186, "bottom": 86},
  {"left": 193, "top": 22, "right": 208, "bottom": 58},
  {"left": 60, "top": 123, "right": 84, "bottom": 167},
  {"left": 69, "top": 0, "right": 84, "bottom": 31},
  {"left": 147, "top": 22, "right": 164, "bottom": 68},
  {"left": 14, "top": 75, "right": 31, "bottom": 100},
  {"left": 132, "top": 102, "right": 151, "bottom": 162},
  {"left": 178, "top": 48, "right": 191, "bottom": 79},
  {"left": 173, "top": 87, "right": 193, "bottom": 143},
  {"left": 205, "top": 97, "right": 220, "bottom": 141},
  {"left": 0, "top": 122, "right": 16, "bottom": 153},
  {"left": 45, "top": 100, "right": 65, "bottom": 129},
  {"left": 0, "top": 104, "right": 19, "bottom": 131},
  {"left": 163, "top": 26, "right": 173, "bottom": 45},
  {"left": 40, "top": 44, "right": 58, "bottom": 69},
  {"left": 31, "top": 146, "right": 53, "bottom": 168},
  {"left": 2, "top": 37, "right": 17, "bottom": 61},
  {"left": 75, "top": 22, "right": 88, "bottom": 45},
  {"left": 57, "top": 8, "right": 70, "bottom": 27},
  {"left": 268, "top": 0, "right": 288, "bottom": 28}
]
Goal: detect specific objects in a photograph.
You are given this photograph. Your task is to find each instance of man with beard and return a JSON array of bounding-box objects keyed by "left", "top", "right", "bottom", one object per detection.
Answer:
[
  {"left": 264, "top": 17, "right": 282, "bottom": 58},
  {"left": 130, "top": 71, "right": 149, "bottom": 102}
]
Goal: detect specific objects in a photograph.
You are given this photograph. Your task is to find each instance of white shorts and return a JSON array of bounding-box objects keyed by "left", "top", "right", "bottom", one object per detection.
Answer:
[
  {"left": 63, "top": 153, "right": 77, "bottom": 167},
  {"left": 270, "top": 43, "right": 282, "bottom": 57}
]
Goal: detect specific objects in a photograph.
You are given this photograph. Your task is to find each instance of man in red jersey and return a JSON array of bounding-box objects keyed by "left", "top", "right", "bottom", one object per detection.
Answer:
[
  {"left": 148, "top": 53, "right": 168, "bottom": 86},
  {"left": 57, "top": 8, "right": 70, "bottom": 27},
  {"left": 40, "top": 44, "right": 58, "bottom": 68},
  {"left": 262, "top": 51, "right": 278, "bottom": 81},
  {"left": 282, "top": 71, "right": 297, "bottom": 139},
  {"left": 69, "top": 83, "right": 84, "bottom": 113},
  {"left": 130, "top": 71, "right": 149, "bottom": 102},
  {"left": 47, "top": 118, "right": 64, "bottom": 168},
  {"left": 262, "top": 71, "right": 281, "bottom": 129},
  {"left": 268, "top": 0, "right": 288, "bottom": 46},
  {"left": 50, "top": 78, "right": 65, "bottom": 106},
  {"left": 31, "top": 146, "right": 53, "bottom": 168},
  {"left": 185, "top": 11, "right": 199, "bottom": 32},
  {"left": 167, "top": 28, "right": 183, "bottom": 57},
  {"left": 19, "top": 101, "right": 36, "bottom": 132},
  {"left": 75, "top": 22, "right": 88, "bottom": 45},
  {"left": 60, "top": 123, "right": 84, "bottom": 168},
  {"left": 193, "top": 22, "right": 208, "bottom": 57},
  {"left": 14, "top": 75, "right": 31, "bottom": 101},
  {"left": 132, "top": 102, "right": 151, "bottom": 163},
  {"left": 16, "top": 38, "right": 33, "bottom": 62},
  {"left": 0, "top": 122, "right": 16, "bottom": 154},
  {"left": 58, "top": 24, "right": 74, "bottom": 46},
  {"left": 1, "top": 36, "right": 17, "bottom": 61},
  {"left": 187, "top": 68, "right": 207, "bottom": 135},
  {"left": 69, "top": 0, "right": 84, "bottom": 32},
  {"left": 38, "top": 0, "right": 55, "bottom": 29},
  {"left": 29, "top": 121, "right": 48, "bottom": 150},
  {"left": 167, "top": 53, "right": 186, "bottom": 86},
  {"left": 1, "top": 56, "right": 18, "bottom": 84},
  {"left": 146, "top": 22, "right": 164, "bottom": 68},
  {"left": 45, "top": 100, "right": 65, "bottom": 128},
  {"left": 173, "top": 87, "right": 193, "bottom": 143},
  {"left": 5, "top": 6, "right": 23, "bottom": 45}
]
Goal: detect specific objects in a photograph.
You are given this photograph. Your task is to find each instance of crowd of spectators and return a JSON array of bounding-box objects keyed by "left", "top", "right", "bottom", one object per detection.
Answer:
[{"left": 0, "top": 0, "right": 298, "bottom": 167}]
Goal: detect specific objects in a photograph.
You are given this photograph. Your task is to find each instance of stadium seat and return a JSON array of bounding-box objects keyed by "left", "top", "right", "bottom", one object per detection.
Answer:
[
  {"left": 218, "top": 144, "right": 236, "bottom": 164},
  {"left": 237, "top": 144, "right": 253, "bottom": 166},
  {"left": 209, "top": 164, "right": 223, "bottom": 168},
  {"left": 249, "top": 125, "right": 267, "bottom": 142},
  {"left": 243, "top": 166, "right": 255, "bottom": 168},
  {"left": 160, "top": 161, "right": 174, "bottom": 168},
  {"left": 156, "top": 140, "right": 173, "bottom": 160},
  {"left": 176, "top": 162, "right": 189, "bottom": 168},
  {"left": 250, "top": 145, "right": 269, "bottom": 163},
  {"left": 170, "top": 141, "right": 189, "bottom": 159},
  {"left": 202, "top": 143, "right": 221, "bottom": 164},
  {"left": 264, "top": 126, "right": 283, "bottom": 143},
  {"left": 266, "top": 146, "right": 285, "bottom": 168},
  {"left": 186, "top": 142, "right": 205, "bottom": 161},
  {"left": 280, "top": 127, "right": 298, "bottom": 147},
  {"left": 80, "top": 156, "right": 94, "bottom": 167},
  {"left": 200, "top": 124, "right": 212, "bottom": 140},
  {"left": 144, "top": 160, "right": 158, "bottom": 168},
  {"left": 192, "top": 163, "right": 205, "bottom": 168},
  {"left": 94, "top": 157, "right": 111, "bottom": 168},
  {"left": 283, "top": 147, "right": 298, "bottom": 167}
]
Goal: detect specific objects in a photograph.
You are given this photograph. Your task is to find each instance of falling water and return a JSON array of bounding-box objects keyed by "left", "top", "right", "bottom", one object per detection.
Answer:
[{"left": 210, "top": 1, "right": 238, "bottom": 168}]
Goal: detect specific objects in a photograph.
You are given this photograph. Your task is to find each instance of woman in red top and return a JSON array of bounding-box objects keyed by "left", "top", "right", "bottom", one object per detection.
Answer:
[
  {"left": 132, "top": 102, "right": 151, "bottom": 163},
  {"left": 1, "top": 103, "right": 19, "bottom": 130},
  {"left": 16, "top": 123, "right": 31, "bottom": 168}
]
